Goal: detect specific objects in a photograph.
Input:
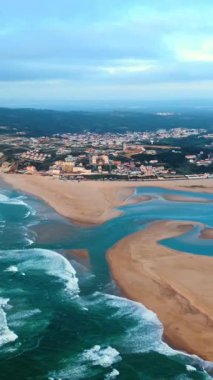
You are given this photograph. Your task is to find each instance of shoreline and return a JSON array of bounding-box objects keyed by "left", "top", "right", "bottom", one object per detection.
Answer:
[
  {"left": 1, "top": 173, "right": 213, "bottom": 225},
  {"left": 107, "top": 220, "right": 213, "bottom": 362}
]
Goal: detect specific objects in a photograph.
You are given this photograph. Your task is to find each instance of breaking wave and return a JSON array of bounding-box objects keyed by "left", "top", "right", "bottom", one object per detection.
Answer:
[{"left": 1, "top": 248, "right": 79, "bottom": 297}]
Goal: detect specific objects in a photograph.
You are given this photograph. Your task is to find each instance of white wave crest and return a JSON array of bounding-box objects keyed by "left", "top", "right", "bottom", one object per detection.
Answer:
[
  {"left": 0, "top": 194, "right": 10, "bottom": 202},
  {"left": 4, "top": 266, "right": 19, "bottom": 273},
  {"left": 186, "top": 364, "right": 196, "bottom": 372},
  {"left": 83, "top": 345, "right": 122, "bottom": 368},
  {"left": 0, "top": 298, "right": 17, "bottom": 347},
  {"left": 105, "top": 369, "right": 120, "bottom": 379}
]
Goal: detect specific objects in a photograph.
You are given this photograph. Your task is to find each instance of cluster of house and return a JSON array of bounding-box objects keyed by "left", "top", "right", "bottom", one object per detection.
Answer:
[
  {"left": 42, "top": 152, "right": 170, "bottom": 179},
  {"left": 0, "top": 127, "right": 212, "bottom": 179},
  {"left": 20, "top": 151, "right": 51, "bottom": 162},
  {"left": 185, "top": 154, "right": 213, "bottom": 167},
  {"left": 47, "top": 154, "right": 110, "bottom": 177}
]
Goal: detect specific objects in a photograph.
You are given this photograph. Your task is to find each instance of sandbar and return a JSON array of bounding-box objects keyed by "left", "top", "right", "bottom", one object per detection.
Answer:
[
  {"left": 107, "top": 220, "right": 213, "bottom": 361},
  {"left": 163, "top": 194, "right": 212, "bottom": 203},
  {"left": 200, "top": 228, "right": 213, "bottom": 240}
]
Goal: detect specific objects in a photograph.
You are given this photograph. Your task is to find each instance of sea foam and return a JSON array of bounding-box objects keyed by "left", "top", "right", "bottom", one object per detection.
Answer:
[
  {"left": 48, "top": 345, "right": 121, "bottom": 380},
  {"left": 0, "top": 298, "right": 17, "bottom": 347},
  {"left": 4, "top": 265, "right": 19, "bottom": 273},
  {"left": 83, "top": 345, "right": 121, "bottom": 368},
  {"left": 105, "top": 369, "right": 120, "bottom": 379}
]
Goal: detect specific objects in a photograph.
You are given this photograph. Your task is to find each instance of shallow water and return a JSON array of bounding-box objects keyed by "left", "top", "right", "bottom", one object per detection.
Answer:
[{"left": 0, "top": 182, "right": 212, "bottom": 380}]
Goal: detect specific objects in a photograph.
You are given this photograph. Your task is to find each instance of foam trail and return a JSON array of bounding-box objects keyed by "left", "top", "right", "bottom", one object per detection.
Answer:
[{"left": 9, "top": 309, "right": 42, "bottom": 329}]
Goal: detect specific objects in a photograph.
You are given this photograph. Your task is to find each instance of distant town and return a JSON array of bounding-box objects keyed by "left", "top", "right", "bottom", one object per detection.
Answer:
[{"left": 0, "top": 126, "right": 212, "bottom": 181}]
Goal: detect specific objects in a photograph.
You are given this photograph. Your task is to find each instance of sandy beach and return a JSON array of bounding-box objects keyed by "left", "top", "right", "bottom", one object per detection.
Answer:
[
  {"left": 1, "top": 174, "right": 134, "bottom": 225},
  {"left": 1, "top": 173, "right": 213, "bottom": 225},
  {"left": 108, "top": 220, "right": 213, "bottom": 361}
]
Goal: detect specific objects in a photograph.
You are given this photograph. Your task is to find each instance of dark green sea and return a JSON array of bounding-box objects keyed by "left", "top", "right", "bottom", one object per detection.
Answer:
[{"left": 0, "top": 181, "right": 212, "bottom": 380}]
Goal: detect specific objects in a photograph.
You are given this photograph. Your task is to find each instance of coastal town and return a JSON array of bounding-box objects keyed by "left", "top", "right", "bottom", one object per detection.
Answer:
[{"left": 0, "top": 126, "right": 212, "bottom": 181}]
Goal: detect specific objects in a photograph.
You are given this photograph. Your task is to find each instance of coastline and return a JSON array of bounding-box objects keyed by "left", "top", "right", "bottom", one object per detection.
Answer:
[
  {"left": 107, "top": 220, "right": 213, "bottom": 361},
  {"left": 1, "top": 172, "right": 213, "bottom": 362},
  {"left": 1, "top": 173, "right": 213, "bottom": 225}
]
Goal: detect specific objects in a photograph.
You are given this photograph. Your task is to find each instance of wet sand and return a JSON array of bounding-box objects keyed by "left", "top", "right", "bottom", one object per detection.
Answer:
[
  {"left": 64, "top": 249, "right": 90, "bottom": 268},
  {"left": 108, "top": 220, "right": 213, "bottom": 361},
  {"left": 1, "top": 174, "right": 213, "bottom": 225}
]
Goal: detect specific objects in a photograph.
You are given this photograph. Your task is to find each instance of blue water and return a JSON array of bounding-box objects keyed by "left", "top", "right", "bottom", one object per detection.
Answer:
[{"left": 0, "top": 182, "right": 212, "bottom": 380}]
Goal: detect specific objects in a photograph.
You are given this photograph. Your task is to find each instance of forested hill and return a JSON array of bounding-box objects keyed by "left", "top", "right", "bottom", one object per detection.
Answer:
[{"left": 0, "top": 107, "right": 212, "bottom": 136}]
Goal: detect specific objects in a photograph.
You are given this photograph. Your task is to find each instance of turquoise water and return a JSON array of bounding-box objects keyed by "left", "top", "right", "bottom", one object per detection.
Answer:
[{"left": 0, "top": 182, "right": 212, "bottom": 380}]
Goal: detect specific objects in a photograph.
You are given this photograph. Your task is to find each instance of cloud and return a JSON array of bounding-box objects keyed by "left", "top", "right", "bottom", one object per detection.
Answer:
[{"left": 0, "top": 0, "right": 213, "bottom": 104}]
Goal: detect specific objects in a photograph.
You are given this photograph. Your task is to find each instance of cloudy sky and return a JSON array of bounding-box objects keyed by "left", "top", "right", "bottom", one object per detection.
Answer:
[{"left": 0, "top": 0, "right": 213, "bottom": 107}]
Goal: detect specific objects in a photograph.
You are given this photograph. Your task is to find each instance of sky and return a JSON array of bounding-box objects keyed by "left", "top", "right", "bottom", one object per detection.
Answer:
[{"left": 0, "top": 0, "right": 213, "bottom": 108}]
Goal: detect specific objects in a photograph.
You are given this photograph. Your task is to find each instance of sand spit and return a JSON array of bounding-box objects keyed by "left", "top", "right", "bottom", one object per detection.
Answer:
[
  {"left": 1, "top": 174, "right": 134, "bottom": 225},
  {"left": 108, "top": 220, "right": 213, "bottom": 361},
  {"left": 1, "top": 174, "right": 213, "bottom": 225}
]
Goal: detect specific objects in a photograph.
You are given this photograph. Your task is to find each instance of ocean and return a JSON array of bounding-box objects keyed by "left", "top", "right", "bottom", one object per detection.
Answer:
[{"left": 0, "top": 181, "right": 212, "bottom": 380}]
